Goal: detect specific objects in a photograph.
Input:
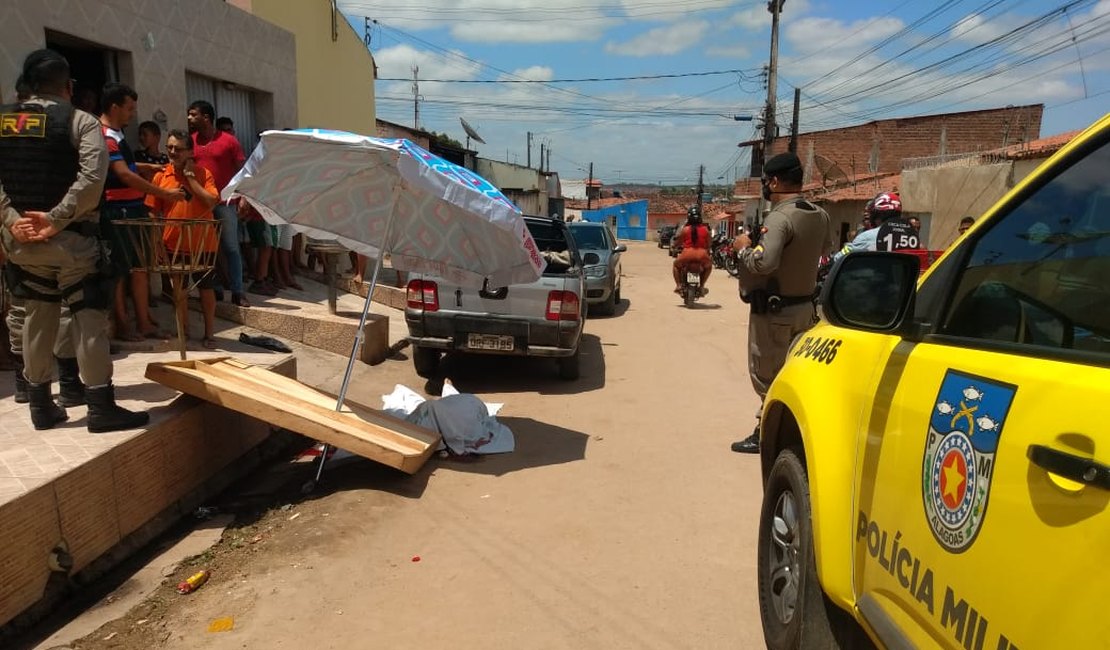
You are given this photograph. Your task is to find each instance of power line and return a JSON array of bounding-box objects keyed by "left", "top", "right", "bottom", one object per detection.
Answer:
[{"left": 378, "top": 68, "right": 760, "bottom": 83}]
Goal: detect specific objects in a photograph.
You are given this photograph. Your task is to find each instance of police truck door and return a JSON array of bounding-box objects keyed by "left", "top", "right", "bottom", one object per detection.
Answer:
[{"left": 853, "top": 129, "right": 1110, "bottom": 650}]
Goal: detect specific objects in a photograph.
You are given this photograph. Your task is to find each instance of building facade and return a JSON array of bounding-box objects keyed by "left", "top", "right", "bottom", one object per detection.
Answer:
[
  {"left": 0, "top": 0, "right": 297, "bottom": 154},
  {"left": 235, "top": 0, "right": 376, "bottom": 135}
]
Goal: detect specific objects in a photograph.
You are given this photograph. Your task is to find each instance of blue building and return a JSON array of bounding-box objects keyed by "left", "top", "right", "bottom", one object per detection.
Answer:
[{"left": 579, "top": 200, "right": 649, "bottom": 241}]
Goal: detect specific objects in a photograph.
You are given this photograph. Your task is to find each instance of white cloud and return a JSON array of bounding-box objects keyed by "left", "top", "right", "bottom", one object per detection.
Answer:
[
  {"left": 727, "top": 0, "right": 808, "bottom": 31},
  {"left": 619, "top": 0, "right": 735, "bottom": 22},
  {"left": 785, "top": 16, "right": 904, "bottom": 55},
  {"left": 506, "top": 66, "right": 555, "bottom": 81},
  {"left": 451, "top": 19, "right": 613, "bottom": 43},
  {"left": 605, "top": 21, "right": 710, "bottom": 57},
  {"left": 373, "top": 44, "right": 483, "bottom": 81},
  {"left": 950, "top": 13, "right": 1024, "bottom": 43},
  {"left": 341, "top": 0, "right": 614, "bottom": 44}
]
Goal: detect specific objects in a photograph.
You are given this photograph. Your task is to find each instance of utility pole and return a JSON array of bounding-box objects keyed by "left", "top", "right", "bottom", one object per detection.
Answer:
[
  {"left": 527, "top": 132, "right": 533, "bottom": 168},
  {"left": 539, "top": 143, "right": 545, "bottom": 172},
  {"left": 696, "top": 164, "right": 705, "bottom": 215},
  {"left": 546, "top": 147, "right": 551, "bottom": 172},
  {"left": 411, "top": 65, "right": 420, "bottom": 129},
  {"left": 789, "top": 87, "right": 801, "bottom": 154},
  {"left": 758, "top": 0, "right": 784, "bottom": 179},
  {"left": 587, "top": 162, "right": 594, "bottom": 210}
]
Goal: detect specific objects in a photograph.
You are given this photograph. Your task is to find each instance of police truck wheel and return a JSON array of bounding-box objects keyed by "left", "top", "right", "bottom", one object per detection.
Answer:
[
  {"left": 758, "top": 449, "right": 870, "bottom": 650},
  {"left": 412, "top": 346, "right": 441, "bottom": 379}
]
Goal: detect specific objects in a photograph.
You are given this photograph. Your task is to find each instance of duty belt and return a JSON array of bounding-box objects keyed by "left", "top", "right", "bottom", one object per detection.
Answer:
[
  {"left": 743, "top": 289, "right": 815, "bottom": 315},
  {"left": 63, "top": 221, "right": 101, "bottom": 237}
]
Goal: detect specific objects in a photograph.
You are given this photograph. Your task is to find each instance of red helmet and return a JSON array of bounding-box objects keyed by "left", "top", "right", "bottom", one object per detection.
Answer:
[{"left": 868, "top": 192, "right": 902, "bottom": 219}]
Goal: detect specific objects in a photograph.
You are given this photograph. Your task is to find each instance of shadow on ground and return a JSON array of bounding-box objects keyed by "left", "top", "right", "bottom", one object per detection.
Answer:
[
  {"left": 426, "top": 333, "right": 606, "bottom": 396},
  {"left": 435, "top": 416, "right": 589, "bottom": 477}
]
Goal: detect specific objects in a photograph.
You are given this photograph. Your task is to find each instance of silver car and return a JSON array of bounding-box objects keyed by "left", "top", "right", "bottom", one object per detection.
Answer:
[
  {"left": 568, "top": 222, "right": 626, "bottom": 316},
  {"left": 405, "top": 216, "right": 588, "bottom": 380}
]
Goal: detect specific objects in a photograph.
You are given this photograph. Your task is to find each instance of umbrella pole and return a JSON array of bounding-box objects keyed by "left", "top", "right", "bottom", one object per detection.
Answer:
[{"left": 312, "top": 213, "right": 396, "bottom": 489}]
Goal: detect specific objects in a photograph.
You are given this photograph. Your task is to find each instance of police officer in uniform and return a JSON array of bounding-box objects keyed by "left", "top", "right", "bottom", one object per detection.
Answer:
[
  {"left": 3, "top": 73, "right": 86, "bottom": 408},
  {"left": 0, "top": 49, "right": 148, "bottom": 432},
  {"left": 730, "top": 152, "right": 835, "bottom": 454}
]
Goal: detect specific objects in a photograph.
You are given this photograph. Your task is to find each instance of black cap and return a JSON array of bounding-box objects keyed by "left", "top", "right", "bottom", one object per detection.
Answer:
[{"left": 763, "top": 152, "right": 802, "bottom": 176}]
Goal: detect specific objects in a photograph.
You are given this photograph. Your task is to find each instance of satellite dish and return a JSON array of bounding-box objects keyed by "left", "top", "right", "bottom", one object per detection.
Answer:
[
  {"left": 813, "top": 154, "right": 848, "bottom": 185},
  {"left": 460, "top": 117, "right": 485, "bottom": 146}
]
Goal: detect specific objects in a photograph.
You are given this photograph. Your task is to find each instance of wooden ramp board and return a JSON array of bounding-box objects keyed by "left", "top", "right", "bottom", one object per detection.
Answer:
[{"left": 145, "top": 357, "right": 440, "bottom": 474}]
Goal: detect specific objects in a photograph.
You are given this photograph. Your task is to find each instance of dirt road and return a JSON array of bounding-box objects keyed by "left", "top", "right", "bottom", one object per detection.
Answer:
[{"left": 72, "top": 241, "right": 768, "bottom": 649}]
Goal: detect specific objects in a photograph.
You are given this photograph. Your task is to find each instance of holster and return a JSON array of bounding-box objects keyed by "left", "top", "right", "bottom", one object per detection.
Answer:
[
  {"left": 65, "top": 272, "right": 116, "bottom": 313},
  {"left": 3, "top": 262, "right": 60, "bottom": 302},
  {"left": 744, "top": 289, "right": 770, "bottom": 315},
  {"left": 63, "top": 220, "right": 101, "bottom": 238}
]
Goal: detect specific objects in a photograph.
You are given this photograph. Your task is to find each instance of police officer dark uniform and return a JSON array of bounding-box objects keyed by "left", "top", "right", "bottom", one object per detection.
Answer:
[
  {"left": 730, "top": 152, "right": 835, "bottom": 453},
  {"left": 0, "top": 49, "right": 148, "bottom": 432}
]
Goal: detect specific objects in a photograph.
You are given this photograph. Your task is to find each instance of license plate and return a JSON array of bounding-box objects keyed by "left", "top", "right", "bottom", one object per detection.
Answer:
[
  {"left": 467, "top": 333, "right": 514, "bottom": 351},
  {"left": 686, "top": 272, "right": 700, "bottom": 284}
]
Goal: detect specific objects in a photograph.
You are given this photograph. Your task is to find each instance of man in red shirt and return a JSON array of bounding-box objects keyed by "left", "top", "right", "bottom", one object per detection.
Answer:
[{"left": 188, "top": 100, "right": 248, "bottom": 306}]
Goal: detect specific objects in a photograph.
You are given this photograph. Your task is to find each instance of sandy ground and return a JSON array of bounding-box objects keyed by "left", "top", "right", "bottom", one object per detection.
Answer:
[{"left": 46, "top": 241, "right": 768, "bottom": 650}]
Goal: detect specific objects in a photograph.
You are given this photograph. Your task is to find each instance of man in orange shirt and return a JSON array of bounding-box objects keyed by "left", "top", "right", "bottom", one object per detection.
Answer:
[{"left": 145, "top": 130, "right": 220, "bottom": 348}]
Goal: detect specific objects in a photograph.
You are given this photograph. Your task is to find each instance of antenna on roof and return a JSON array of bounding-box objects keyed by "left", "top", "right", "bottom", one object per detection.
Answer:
[{"left": 460, "top": 117, "right": 485, "bottom": 149}]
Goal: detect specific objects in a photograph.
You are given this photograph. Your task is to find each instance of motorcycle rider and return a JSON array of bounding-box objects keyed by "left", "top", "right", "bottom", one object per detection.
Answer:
[
  {"left": 832, "top": 191, "right": 917, "bottom": 262},
  {"left": 672, "top": 206, "right": 712, "bottom": 295}
]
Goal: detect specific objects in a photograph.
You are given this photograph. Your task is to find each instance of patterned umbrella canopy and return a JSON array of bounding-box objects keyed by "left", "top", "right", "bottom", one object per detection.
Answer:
[{"left": 223, "top": 129, "right": 544, "bottom": 289}]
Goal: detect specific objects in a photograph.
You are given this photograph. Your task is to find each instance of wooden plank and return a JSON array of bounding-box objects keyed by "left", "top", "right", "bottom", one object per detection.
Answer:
[{"left": 145, "top": 358, "right": 439, "bottom": 474}]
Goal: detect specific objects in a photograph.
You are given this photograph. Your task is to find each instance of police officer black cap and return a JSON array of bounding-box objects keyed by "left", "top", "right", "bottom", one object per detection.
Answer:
[
  {"left": 763, "top": 152, "right": 802, "bottom": 176},
  {"left": 22, "top": 49, "right": 70, "bottom": 92}
]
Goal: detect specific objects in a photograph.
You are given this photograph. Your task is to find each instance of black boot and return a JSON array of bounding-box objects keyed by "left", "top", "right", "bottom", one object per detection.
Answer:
[
  {"left": 28, "top": 382, "right": 68, "bottom": 430},
  {"left": 86, "top": 383, "right": 149, "bottom": 433},
  {"left": 13, "top": 355, "right": 28, "bottom": 404},
  {"left": 56, "top": 356, "right": 86, "bottom": 407},
  {"left": 730, "top": 429, "right": 761, "bottom": 454}
]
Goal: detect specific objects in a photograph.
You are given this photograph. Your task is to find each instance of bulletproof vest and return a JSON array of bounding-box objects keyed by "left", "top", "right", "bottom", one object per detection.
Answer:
[
  {"left": 875, "top": 217, "right": 921, "bottom": 251},
  {"left": 0, "top": 102, "right": 79, "bottom": 212},
  {"left": 749, "top": 198, "right": 833, "bottom": 297}
]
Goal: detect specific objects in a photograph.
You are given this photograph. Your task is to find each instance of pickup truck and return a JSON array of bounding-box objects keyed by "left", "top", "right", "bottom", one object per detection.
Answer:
[
  {"left": 756, "top": 113, "right": 1110, "bottom": 649},
  {"left": 405, "top": 215, "right": 589, "bottom": 380}
]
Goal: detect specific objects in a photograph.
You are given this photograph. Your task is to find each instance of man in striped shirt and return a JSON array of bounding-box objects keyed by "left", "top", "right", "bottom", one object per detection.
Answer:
[{"left": 98, "top": 83, "right": 183, "bottom": 341}]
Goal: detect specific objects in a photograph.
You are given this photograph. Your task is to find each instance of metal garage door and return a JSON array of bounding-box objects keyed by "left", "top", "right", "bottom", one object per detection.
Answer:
[{"left": 185, "top": 72, "right": 258, "bottom": 154}]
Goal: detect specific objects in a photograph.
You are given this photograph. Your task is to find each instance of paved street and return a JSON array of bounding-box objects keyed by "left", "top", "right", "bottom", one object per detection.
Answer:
[{"left": 76, "top": 241, "right": 768, "bottom": 650}]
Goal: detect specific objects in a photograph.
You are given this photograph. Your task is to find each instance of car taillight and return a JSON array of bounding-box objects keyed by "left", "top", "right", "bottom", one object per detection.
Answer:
[
  {"left": 406, "top": 280, "right": 439, "bottom": 311},
  {"left": 546, "top": 291, "right": 579, "bottom": 321}
]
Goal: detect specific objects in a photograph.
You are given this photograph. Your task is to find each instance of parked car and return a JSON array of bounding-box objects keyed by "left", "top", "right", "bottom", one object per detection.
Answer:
[
  {"left": 657, "top": 224, "right": 677, "bottom": 249},
  {"left": 568, "top": 222, "right": 626, "bottom": 316},
  {"left": 405, "top": 215, "right": 588, "bottom": 380},
  {"left": 754, "top": 113, "right": 1110, "bottom": 649}
]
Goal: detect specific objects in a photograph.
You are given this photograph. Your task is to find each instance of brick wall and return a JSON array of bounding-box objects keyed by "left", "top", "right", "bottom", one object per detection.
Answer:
[{"left": 766, "top": 105, "right": 1043, "bottom": 183}]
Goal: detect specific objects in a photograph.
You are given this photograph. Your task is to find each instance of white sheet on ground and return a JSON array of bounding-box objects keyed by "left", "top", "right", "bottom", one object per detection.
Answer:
[{"left": 381, "top": 384, "right": 515, "bottom": 455}]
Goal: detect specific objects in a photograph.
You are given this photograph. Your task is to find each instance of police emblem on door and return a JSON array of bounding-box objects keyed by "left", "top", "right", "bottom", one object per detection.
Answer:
[{"left": 922, "top": 370, "right": 1016, "bottom": 553}]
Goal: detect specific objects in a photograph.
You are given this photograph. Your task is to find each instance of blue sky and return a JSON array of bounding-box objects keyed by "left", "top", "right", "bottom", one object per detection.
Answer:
[{"left": 340, "top": 0, "right": 1110, "bottom": 185}]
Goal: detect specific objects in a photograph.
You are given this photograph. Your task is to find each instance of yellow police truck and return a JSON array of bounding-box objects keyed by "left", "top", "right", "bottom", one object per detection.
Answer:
[{"left": 756, "top": 113, "right": 1110, "bottom": 650}]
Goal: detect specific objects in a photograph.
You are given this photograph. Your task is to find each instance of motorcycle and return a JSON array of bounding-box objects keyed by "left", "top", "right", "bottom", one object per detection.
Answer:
[
  {"left": 711, "top": 232, "right": 741, "bottom": 278},
  {"left": 679, "top": 262, "right": 707, "bottom": 307}
]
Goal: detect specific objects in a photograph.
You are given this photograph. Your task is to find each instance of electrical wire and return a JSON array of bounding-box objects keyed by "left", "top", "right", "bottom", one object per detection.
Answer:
[{"left": 377, "top": 68, "right": 761, "bottom": 83}]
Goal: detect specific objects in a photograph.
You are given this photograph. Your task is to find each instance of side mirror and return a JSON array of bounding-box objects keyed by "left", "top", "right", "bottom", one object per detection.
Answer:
[
  {"left": 614, "top": 244, "right": 628, "bottom": 253},
  {"left": 821, "top": 252, "right": 918, "bottom": 333},
  {"left": 583, "top": 252, "right": 601, "bottom": 265}
]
